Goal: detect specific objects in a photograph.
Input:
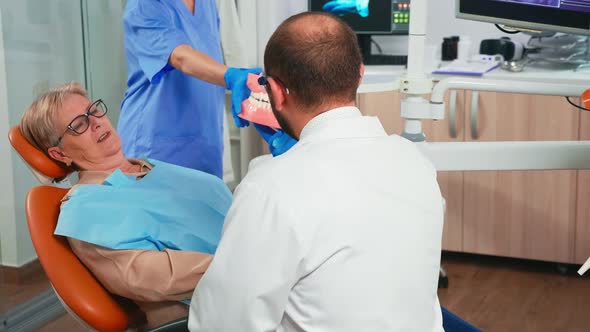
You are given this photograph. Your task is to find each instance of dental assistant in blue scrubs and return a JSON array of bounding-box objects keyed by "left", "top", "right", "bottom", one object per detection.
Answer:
[{"left": 118, "top": 0, "right": 258, "bottom": 178}]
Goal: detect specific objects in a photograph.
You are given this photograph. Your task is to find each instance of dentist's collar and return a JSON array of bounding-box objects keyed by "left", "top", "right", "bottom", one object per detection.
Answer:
[{"left": 299, "top": 106, "right": 362, "bottom": 140}]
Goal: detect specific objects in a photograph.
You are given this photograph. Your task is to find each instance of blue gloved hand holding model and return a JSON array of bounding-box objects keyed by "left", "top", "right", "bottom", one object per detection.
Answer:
[
  {"left": 224, "top": 67, "right": 263, "bottom": 127},
  {"left": 323, "top": 0, "right": 370, "bottom": 18},
  {"left": 253, "top": 123, "right": 297, "bottom": 157}
]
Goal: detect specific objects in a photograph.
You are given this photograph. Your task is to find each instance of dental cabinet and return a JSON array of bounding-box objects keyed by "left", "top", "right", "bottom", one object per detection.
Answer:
[{"left": 358, "top": 66, "right": 589, "bottom": 264}]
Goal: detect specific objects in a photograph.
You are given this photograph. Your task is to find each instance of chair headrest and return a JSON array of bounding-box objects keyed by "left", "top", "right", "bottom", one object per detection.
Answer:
[
  {"left": 8, "top": 126, "right": 71, "bottom": 183},
  {"left": 583, "top": 89, "right": 590, "bottom": 110}
]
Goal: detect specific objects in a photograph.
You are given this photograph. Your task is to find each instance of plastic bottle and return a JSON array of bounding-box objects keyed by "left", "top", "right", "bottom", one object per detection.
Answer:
[
  {"left": 442, "top": 37, "right": 455, "bottom": 61},
  {"left": 458, "top": 36, "right": 472, "bottom": 61}
]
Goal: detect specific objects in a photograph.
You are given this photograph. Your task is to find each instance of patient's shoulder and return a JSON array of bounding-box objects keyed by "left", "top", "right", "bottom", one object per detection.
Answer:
[
  {"left": 60, "top": 184, "right": 84, "bottom": 205},
  {"left": 66, "top": 237, "right": 102, "bottom": 266}
]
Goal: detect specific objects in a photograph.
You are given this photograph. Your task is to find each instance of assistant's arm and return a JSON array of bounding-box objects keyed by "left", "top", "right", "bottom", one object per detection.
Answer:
[
  {"left": 169, "top": 44, "right": 228, "bottom": 87},
  {"left": 124, "top": 1, "right": 259, "bottom": 126}
]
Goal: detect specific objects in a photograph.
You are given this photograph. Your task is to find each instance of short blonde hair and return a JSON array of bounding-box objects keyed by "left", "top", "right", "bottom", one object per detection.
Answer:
[{"left": 20, "top": 82, "right": 88, "bottom": 158}]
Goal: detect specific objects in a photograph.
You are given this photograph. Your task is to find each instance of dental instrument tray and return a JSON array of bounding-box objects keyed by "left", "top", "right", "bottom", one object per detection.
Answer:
[
  {"left": 526, "top": 35, "right": 589, "bottom": 67},
  {"left": 527, "top": 35, "right": 588, "bottom": 50}
]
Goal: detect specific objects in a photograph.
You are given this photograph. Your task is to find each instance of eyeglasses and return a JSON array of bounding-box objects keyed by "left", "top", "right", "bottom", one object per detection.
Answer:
[
  {"left": 258, "top": 74, "right": 290, "bottom": 95},
  {"left": 55, "top": 99, "right": 108, "bottom": 146}
]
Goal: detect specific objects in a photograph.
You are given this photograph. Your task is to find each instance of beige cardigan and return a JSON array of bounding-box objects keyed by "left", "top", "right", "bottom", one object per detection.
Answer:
[{"left": 62, "top": 159, "right": 213, "bottom": 328}]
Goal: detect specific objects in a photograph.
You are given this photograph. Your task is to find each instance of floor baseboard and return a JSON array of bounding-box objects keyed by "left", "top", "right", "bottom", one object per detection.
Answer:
[
  {"left": 0, "top": 289, "right": 65, "bottom": 332},
  {"left": 0, "top": 260, "right": 43, "bottom": 284}
]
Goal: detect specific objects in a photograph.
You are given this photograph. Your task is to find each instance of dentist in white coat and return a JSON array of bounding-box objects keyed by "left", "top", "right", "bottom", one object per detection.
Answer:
[{"left": 189, "top": 12, "right": 445, "bottom": 332}]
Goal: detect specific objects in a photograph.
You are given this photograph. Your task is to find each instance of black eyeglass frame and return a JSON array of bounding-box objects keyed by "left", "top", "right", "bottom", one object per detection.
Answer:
[
  {"left": 55, "top": 99, "right": 108, "bottom": 146},
  {"left": 258, "top": 74, "right": 290, "bottom": 95}
]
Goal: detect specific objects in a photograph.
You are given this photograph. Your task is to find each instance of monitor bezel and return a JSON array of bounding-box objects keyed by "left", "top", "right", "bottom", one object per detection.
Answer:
[{"left": 456, "top": 0, "right": 590, "bottom": 36}]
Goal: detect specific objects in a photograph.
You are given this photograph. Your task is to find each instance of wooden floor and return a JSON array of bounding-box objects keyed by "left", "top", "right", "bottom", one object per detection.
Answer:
[
  {"left": 0, "top": 260, "right": 51, "bottom": 314},
  {"left": 438, "top": 253, "right": 590, "bottom": 332},
  {"left": 36, "top": 313, "right": 86, "bottom": 332},
  {"left": 4, "top": 253, "right": 589, "bottom": 331}
]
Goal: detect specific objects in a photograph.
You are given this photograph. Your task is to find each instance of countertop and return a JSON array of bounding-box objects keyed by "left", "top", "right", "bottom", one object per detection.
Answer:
[{"left": 359, "top": 63, "right": 589, "bottom": 93}]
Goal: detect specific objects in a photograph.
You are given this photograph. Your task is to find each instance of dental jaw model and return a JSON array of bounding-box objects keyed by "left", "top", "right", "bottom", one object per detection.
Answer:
[{"left": 239, "top": 74, "right": 281, "bottom": 129}]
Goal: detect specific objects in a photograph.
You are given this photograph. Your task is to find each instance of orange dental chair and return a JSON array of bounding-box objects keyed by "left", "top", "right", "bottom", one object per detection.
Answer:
[
  {"left": 8, "top": 127, "right": 188, "bottom": 332},
  {"left": 583, "top": 89, "right": 590, "bottom": 110}
]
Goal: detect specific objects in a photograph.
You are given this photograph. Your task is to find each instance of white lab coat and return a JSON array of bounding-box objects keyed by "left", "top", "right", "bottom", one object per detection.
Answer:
[{"left": 189, "top": 107, "right": 445, "bottom": 332}]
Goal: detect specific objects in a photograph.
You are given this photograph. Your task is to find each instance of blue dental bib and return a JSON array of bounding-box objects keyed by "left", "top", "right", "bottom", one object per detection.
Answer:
[{"left": 55, "top": 159, "right": 231, "bottom": 254}]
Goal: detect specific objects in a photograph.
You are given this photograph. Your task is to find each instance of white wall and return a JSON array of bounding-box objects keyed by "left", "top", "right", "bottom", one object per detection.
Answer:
[
  {"left": 0, "top": 0, "right": 126, "bottom": 267},
  {"left": 375, "top": 0, "right": 530, "bottom": 58},
  {"left": 242, "top": 0, "right": 532, "bottom": 67},
  {"left": 83, "top": 0, "right": 127, "bottom": 126},
  {"left": 237, "top": 0, "right": 307, "bottom": 67},
  {"left": 425, "top": 0, "right": 530, "bottom": 49},
  {"left": 0, "top": 8, "right": 16, "bottom": 266},
  {"left": 0, "top": 0, "right": 86, "bottom": 267}
]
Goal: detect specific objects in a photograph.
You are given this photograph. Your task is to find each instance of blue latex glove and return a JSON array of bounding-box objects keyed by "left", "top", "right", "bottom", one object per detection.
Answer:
[
  {"left": 322, "top": 0, "right": 370, "bottom": 18},
  {"left": 253, "top": 123, "right": 297, "bottom": 157},
  {"left": 224, "top": 67, "right": 262, "bottom": 128}
]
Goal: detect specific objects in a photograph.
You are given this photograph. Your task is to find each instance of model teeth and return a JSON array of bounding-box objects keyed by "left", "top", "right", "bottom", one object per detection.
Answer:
[{"left": 248, "top": 92, "right": 270, "bottom": 108}]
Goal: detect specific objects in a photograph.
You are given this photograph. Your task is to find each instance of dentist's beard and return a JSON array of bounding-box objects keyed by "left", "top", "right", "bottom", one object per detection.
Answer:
[{"left": 268, "top": 92, "right": 298, "bottom": 140}]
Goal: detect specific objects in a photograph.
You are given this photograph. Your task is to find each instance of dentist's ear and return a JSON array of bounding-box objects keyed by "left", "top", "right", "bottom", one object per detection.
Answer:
[
  {"left": 268, "top": 77, "right": 287, "bottom": 111},
  {"left": 358, "top": 64, "right": 365, "bottom": 87}
]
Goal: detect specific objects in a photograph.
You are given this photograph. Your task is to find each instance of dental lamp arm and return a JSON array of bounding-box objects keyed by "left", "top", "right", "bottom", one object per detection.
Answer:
[
  {"left": 430, "top": 77, "right": 588, "bottom": 104},
  {"left": 400, "top": 1, "right": 588, "bottom": 141},
  {"left": 427, "top": 77, "right": 589, "bottom": 124},
  {"left": 399, "top": 0, "right": 434, "bottom": 141}
]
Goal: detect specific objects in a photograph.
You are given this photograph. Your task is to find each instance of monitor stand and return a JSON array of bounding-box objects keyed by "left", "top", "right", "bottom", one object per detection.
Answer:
[{"left": 357, "top": 35, "right": 408, "bottom": 66}]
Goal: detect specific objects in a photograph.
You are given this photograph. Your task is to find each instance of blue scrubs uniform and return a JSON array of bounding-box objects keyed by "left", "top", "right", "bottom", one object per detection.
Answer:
[{"left": 118, "top": 0, "right": 225, "bottom": 177}]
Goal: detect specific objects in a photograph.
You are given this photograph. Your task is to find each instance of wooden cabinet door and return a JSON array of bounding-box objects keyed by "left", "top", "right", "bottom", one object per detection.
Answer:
[
  {"left": 423, "top": 90, "right": 466, "bottom": 252},
  {"left": 576, "top": 101, "right": 590, "bottom": 264},
  {"left": 463, "top": 92, "right": 579, "bottom": 263},
  {"left": 357, "top": 91, "right": 404, "bottom": 134},
  {"left": 357, "top": 90, "right": 466, "bottom": 251}
]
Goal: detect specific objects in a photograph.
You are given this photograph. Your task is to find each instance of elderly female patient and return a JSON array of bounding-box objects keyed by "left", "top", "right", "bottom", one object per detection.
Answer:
[{"left": 19, "top": 83, "right": 231, "bottom": 327}]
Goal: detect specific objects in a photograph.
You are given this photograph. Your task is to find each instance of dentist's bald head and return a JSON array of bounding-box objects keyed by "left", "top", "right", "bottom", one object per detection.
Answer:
[{"left": 264, "top": 12, "right": 362, "bottom": 110}]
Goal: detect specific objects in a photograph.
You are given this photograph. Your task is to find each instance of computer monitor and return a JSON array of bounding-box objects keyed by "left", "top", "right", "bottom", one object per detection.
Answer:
[
  {"left": 308, "top": 0, "right": 410, "bottom": 65},
  {"left": 456, "top": 0, "right": 590, "bottom": 36}
]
